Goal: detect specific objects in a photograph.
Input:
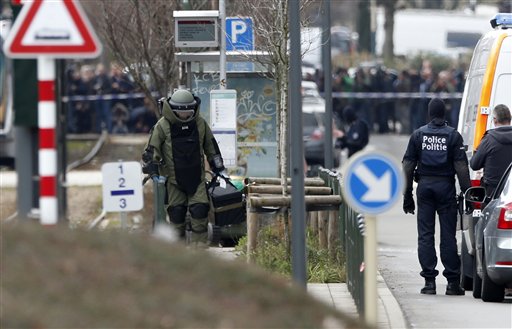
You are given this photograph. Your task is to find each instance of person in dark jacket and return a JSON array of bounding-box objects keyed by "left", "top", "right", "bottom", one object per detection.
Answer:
[
  {"left": 402, "top": 98, "right": 471, "bottom": 296},
  {"left": 335, "top": 106, "right": 369, "bottom": 157},
  {"left": 470, "top": 104, "right": 512, "bottom": 196}
]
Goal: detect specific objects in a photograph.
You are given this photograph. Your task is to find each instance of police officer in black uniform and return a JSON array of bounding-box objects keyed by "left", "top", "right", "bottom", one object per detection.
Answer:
[
  {"left": 402, "top": 98, "right": 471, "bottom": 296},
  {"left": 335, "top": 106, "right": 370, "bottom": 158}
]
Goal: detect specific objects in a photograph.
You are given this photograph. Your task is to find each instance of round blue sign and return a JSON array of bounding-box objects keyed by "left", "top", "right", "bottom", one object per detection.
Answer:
[{"left": 341, "top": 151, "right": 404, "bottom": 215}]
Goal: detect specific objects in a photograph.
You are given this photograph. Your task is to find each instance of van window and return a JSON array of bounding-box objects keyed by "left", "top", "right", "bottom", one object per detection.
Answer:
[
  {"left": 460, "top": 74, "right": 483, "bottom": 150},
  {"left": 446, "top": 32, "right": 481, "bottom": 48},
  {"left": 490, "top": 73, "right": 512, "bottom": 130}
]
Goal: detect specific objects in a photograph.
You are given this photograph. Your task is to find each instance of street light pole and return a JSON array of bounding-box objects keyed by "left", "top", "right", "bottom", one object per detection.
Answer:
[
  {"left": 322, "top": 0, "right": 333, "bottom": 169},
  {"left": 289, "top": 0, "right": 307, "bottom": 289},
  {"left": 219, "top": 0, "right": 226, "bottom": 89}
]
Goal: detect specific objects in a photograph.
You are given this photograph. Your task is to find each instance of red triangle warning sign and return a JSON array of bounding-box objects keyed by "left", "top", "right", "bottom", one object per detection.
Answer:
[{"left": 3, "top": 0, "right": 102, "bottom": 58}]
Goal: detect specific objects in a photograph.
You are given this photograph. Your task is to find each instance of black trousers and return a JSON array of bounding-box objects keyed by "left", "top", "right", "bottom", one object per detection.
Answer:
[{"left": 416, "top": 177, "right": 460, "bottom": 282}]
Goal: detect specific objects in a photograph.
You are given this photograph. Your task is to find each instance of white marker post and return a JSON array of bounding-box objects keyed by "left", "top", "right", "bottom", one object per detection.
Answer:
[
  {"left": 38, "top": 57, "right": 57, "bottom": 224},
  {"left": 364, "top": 214, "right": 378, "bottom": 325}
]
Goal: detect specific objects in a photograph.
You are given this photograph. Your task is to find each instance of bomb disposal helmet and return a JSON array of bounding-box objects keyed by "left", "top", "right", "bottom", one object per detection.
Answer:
[{"left": 168, "top": 89, "right": 198, "bottom": 112}]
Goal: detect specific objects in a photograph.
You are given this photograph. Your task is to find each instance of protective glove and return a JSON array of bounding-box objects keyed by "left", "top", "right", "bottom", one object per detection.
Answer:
[
  {"left": 210, "top": 154, "right": 225, "bottom": 174},
  {"left": 335, "top": 136, "right": 347, "bottom": 149},
  {"left": 403, "top": 193, "right": 415, "bottom": 215},
  {"left": 142, "top": 162, "right": 159, "bottom": 178}
]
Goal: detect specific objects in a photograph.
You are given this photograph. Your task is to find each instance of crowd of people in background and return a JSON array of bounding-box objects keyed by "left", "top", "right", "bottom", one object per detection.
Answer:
[
  {"left": 305, "top": 59, "right": 465, "bottom": 135},
  {"left": 65, "top": 59, "right": 466, "bottom": 136},
  {"left": 65, "top": 62, "right": 158, "bottom": 134}
]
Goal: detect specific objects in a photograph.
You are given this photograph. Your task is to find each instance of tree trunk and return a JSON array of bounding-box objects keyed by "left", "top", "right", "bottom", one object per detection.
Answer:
[{"left": 382, "top": 0, "right": 396, "bottom": 66}]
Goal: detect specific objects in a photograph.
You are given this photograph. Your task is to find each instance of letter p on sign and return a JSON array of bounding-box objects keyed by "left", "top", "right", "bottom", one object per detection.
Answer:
[{"left": 231, "top": 21, "right": 247, "bottom": 43}]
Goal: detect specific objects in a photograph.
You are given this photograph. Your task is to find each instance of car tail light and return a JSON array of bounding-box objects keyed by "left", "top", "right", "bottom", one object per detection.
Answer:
[
  {"left": 497, "top": 203, "right": 512, "bottom": 229},
  {"left": 495, "top": 261, "right": 512, "bottom": 265},
  {"left": 310, "top": 128, "right": 324, "bottom": 141},
  {"left": 470, "top": 179, "right": 482, "bottom": 209}
]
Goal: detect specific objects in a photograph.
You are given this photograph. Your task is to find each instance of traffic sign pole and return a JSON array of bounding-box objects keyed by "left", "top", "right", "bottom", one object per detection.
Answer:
[
  {"left": 37, "top": 56, "right": 57, "bottom": 225},
  {"left": 3, "top": 0, "right": 102, "bottom": 225},
  {"left": 364, "top": 214, "right": 377, "bottom": 327},
  {"left": 341, "top": 150, "right": 404, "bottom": 327}
]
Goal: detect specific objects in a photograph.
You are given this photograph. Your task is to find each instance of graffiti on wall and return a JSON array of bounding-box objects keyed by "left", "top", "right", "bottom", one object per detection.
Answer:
[{"left": 192, "top": 72, "right": 278, "bottom": 176}]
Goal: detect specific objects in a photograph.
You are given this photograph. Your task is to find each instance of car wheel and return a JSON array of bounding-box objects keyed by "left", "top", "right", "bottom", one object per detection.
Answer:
[
  {"left": 481, "top": 246, "right": 504, "bottom": 302},
  {"left": 460, "top": 236, "right": 473, "bottom": 290},
  {"left": 472, "top": 250, "right": 482, "bottom": 298}
]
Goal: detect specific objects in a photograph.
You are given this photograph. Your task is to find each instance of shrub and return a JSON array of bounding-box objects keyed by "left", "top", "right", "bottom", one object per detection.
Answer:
[{"left": 236, "top": 224, "right": 346, "bottom": 283}]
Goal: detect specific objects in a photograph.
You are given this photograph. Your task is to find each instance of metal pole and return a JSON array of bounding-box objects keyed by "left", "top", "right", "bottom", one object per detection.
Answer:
[
  {"left": 56, "top": 59, "right": 67, "bottom": 222},
  {"left": 120, "top": 211, "right": 127, "bottom": 230},
  {"left": 15, "top": 126, "right": 35, "bottom": 220},
  {"left": 364, "top": 214, "right": 378, "bottom": 327},
  {"left": 219, "top": 0, "right": 226, "bottom": 89},
  {"left": 289, "top": 0, "right": 307, "bottom": 289},
  {"left": 322, "top": 0, "right": 333, "bottom": 169}
]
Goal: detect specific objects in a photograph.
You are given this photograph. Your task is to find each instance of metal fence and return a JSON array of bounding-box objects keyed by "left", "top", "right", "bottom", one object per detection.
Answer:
[{"left": 318, "top": 168, "right": 365, "bottom": 316}]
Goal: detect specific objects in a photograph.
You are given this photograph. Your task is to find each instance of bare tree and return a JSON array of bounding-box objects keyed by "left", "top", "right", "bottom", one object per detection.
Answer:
[
  {"left": 81, "top": 0, "right": 210, "bottom": 114},
  {"left": 229, "top": 0, "right": 315, "bottom": 257},
  {"left": 377, "top": 0, "right": 398, "bottom": 65},
  {"left": 230, "top": 0, "right": 314, "bottom": 187}
]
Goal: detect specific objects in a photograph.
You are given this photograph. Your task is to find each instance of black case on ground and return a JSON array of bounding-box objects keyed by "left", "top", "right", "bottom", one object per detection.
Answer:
[{"left": 207, "top": 175, "right": 245, "bottom": 226}]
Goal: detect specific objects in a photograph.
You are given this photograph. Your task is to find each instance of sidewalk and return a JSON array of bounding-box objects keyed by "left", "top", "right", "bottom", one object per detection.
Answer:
[
  {"left": 209, "top": 247, "right": 408, "bottom": 329},
  {"left": 307, "top": 272, "right": 407, "bottom": 329}
]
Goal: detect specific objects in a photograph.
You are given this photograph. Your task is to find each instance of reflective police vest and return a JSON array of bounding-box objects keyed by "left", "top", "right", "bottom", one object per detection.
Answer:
[{"left": 417, "top": 123, "right": 456, "bottom": 177}]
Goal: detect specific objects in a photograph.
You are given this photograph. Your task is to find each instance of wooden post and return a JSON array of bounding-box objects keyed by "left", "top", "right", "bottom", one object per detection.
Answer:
[
  {"left": 310, "top": 211, "right": 318, "bottom": 236},
  {"left": 328, "top": 209, "right": 339, "bottom": 259},
  {"left": 246, "top": 204, "right": 259, "bottom": 262},
  {"left": 318, "top": 210, "right": 328, "bottom": 249}
]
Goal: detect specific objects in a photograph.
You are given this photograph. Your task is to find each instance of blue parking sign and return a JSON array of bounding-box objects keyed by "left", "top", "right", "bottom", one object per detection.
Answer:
[
  {"left": 226, "top": 17, "right": 254, "bottom": 51},
  {"left": 342, "top": 151, "right": 404, "bottom": 215}
]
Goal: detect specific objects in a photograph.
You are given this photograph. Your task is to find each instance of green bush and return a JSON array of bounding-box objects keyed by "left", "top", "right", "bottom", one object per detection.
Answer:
[{"left": 236, "top": 225, "right": 346, "bottom": 283}]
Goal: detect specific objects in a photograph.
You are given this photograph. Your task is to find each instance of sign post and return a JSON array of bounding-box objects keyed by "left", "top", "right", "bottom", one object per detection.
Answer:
[
  {"left": 3, "top": 0, "right": 102, "bottom": 225},
  {"left": 341, "top": 151, "right": 404, "bottom": 327}
]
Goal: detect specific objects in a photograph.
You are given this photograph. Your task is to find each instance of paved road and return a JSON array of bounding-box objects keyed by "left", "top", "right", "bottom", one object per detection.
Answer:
[{"left": 371, "top": 135, "right": 512, "bottom": 329}]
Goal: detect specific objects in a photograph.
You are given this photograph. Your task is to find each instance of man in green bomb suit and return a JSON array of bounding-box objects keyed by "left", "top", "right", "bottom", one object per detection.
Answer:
[{"left": 142, "top": 89, "right": 225, "bottom": 246}]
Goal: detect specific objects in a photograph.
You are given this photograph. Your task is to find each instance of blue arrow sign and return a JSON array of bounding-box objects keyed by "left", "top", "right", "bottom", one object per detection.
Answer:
[{"left": 342, "top": 151, "right": 404, "bottom": 215}]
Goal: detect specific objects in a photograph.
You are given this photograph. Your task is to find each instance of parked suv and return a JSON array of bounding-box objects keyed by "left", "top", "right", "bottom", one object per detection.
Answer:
[{"left": 465, "top": 162, "right": 512, "bottom": 302}]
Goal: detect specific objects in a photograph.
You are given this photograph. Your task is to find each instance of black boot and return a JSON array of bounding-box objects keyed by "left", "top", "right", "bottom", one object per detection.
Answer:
[
  {"left": 420, "top": 279, "right": 436, "bottom": 295},
  {"left": 446, "top": 281, "right": 465, "bottom": 296}
]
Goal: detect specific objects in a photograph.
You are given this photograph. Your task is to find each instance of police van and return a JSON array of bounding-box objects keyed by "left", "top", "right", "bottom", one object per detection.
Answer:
[{"left": 457, "top": 13, "right": 512, "bottom": 294}]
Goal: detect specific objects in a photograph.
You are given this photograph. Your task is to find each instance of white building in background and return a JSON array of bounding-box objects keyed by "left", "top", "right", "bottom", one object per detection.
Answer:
[{"left": 375, "top": 4, "right": 499, "bottom": 57}]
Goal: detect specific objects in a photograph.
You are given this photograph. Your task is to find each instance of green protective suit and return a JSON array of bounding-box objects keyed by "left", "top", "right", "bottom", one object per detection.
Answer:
[{"left": 146, "top": 98, "right": 221, "bottom": 243}]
